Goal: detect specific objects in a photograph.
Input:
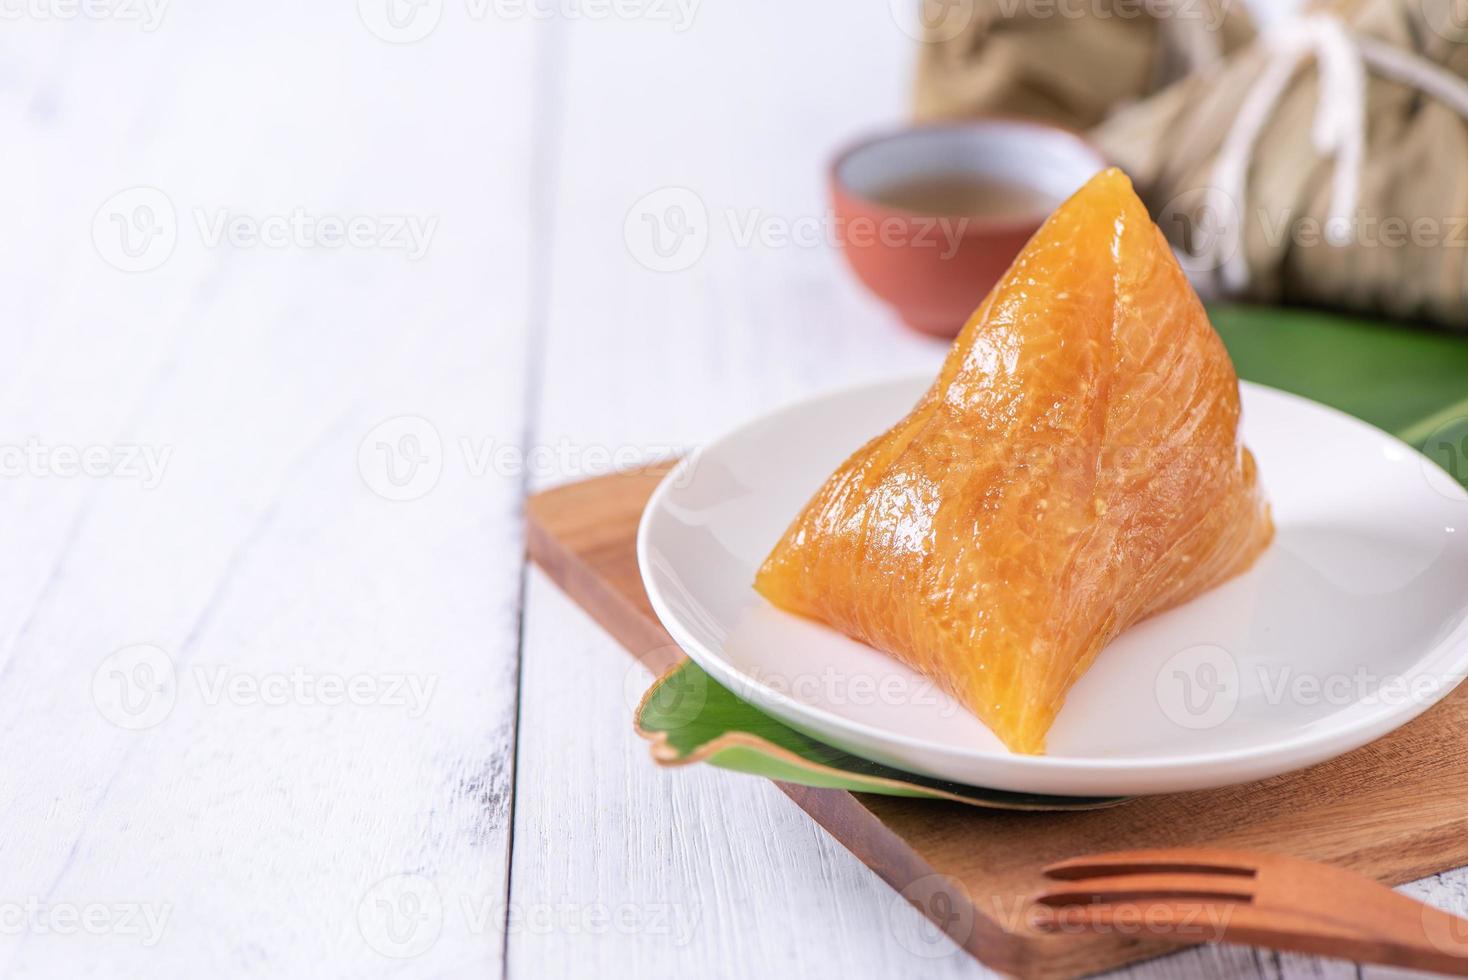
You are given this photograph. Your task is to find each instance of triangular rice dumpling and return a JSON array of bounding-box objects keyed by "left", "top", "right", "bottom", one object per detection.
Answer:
[{"left": 755, "top": 168, "right": 1274, "bottom": 755}]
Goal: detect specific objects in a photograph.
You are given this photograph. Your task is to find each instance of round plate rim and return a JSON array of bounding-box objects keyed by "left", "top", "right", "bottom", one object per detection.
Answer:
[{"left": 636, "top": 374, "right": 1468, "bottom": 793}]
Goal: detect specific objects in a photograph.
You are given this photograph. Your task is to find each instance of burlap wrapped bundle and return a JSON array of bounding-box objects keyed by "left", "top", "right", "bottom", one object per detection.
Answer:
[
  {"left": 913, "top": 0, "right": 1256, "bottom": 129},
  {"left": 913, "top": 0, "right": 1468, "bottom": 328},
  {"left": 1094, "top": 0, "right": 1468, "bottom": 326}
]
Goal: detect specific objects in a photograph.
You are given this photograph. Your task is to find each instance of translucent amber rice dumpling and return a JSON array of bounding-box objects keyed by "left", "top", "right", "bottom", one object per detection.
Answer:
[{"left": 755, "top": 168, "right": 1274, "bottom": 755}]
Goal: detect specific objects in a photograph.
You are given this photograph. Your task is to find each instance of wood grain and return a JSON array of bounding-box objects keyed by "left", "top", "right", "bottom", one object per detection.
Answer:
[
  {"left": 527, "top": 468, "right": 1468, "bottom": 980},
  {"left": 0, "top": 7, "right": 535, "bottom": 975}
]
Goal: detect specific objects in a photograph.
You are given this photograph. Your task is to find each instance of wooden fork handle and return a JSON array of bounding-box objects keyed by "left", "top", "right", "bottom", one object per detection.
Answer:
[
  {"left": 1160, "top": 902, "right": 1468, "bottom": 974},
  {"left": 1213, "top": 916, "right": 1468, "bottom": 975},
  {"left": 1313, "top": 871, "right": 1468, "bottom": 974},
  {"left": 1384, "top": 901, "right": 1468, "bottom": 975},
  {"left": 1037, "top": 893, "right": 1468, "bottom": 973}
]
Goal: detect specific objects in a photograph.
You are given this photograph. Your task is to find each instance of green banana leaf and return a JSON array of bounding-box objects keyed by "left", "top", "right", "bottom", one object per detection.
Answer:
[
  {"left": 634, "top": 305, "right": 1468, "bottom": 808},
  {"left": 635, "top": 659, "right": 1127, "bottom": 810},
  {"left": 1209, "top": 306, "right": 1468, "bottom": 459}
]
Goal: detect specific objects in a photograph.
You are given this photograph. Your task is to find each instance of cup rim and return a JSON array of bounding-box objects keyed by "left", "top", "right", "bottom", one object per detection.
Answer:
[{"left": 828, "top": 117, "right": 1110, "bottom": 235}]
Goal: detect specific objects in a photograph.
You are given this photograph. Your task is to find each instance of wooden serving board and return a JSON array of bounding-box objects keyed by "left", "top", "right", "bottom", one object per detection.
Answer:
[{"left": 526, "top": 467, "right": 1468, "bottom": 979}]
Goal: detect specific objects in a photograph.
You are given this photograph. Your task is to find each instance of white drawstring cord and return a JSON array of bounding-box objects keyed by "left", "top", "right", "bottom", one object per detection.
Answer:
[
  {"left": 1358, "top": 35, "right": 1468, "bottom": 117},
  {"left": 1199, "top": 13, "right": 1468, "bottom": 292},
  {"left": 1205, "top": 15, "right": 1365, "bottom": 290}
]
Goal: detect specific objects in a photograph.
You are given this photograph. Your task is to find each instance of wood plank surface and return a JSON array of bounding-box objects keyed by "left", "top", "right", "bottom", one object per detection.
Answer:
[{"left": 0, "top": 6, "right": 536, "bottom": 975}]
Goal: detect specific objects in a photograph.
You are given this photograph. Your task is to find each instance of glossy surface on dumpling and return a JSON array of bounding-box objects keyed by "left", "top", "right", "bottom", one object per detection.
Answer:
[{"left": 755, "top": 168, "right": 1274, "bottom": 755}]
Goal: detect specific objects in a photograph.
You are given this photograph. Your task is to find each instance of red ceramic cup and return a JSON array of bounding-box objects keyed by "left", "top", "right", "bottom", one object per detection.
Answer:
[{"left": 830, "top": 120, "right": 1107, "bottom": 338}]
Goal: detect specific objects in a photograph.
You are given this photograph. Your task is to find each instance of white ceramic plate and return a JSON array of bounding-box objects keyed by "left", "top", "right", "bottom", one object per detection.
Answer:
[{"left": 637, "top": 376, "right": 1468, "bottom": 796}]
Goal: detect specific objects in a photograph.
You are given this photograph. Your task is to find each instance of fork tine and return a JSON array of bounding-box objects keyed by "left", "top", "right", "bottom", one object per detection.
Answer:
[
  {"left": 1033, "top": 872, "right": 1256, "bottom": 907},
  {"left": 1033, "top": 897, "right": 1245, "bottom": 942},
  {"left": 1044, "top": 848, "right": 1259, "bottom": 880},
  {"left": 1033, "top": 899, "right": 1347, "bottom": 944},
  {"left": 1032, "top": 899, "right": 1432, "bottom": 968}
]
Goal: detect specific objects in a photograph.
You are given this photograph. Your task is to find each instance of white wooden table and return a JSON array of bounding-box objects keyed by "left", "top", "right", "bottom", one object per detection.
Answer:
[{"left": 4, "top": 1, "right": 1465, "bottom": 977}]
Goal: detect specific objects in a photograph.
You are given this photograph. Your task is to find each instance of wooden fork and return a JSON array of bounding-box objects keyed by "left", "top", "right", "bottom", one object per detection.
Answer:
[{"left": 1031, "top": 848, "right": 1468, "bottom": 974}]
